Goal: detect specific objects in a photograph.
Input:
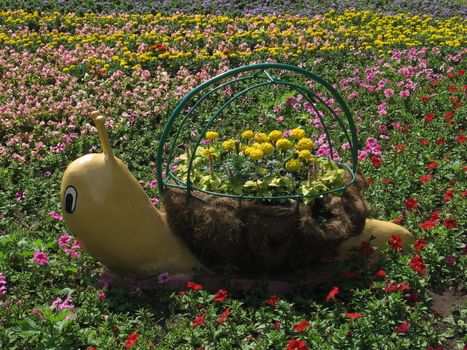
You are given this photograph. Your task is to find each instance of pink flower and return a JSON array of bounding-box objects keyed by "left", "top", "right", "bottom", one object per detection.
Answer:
[
  {"left": 399, "top": 90, "right": 411, "bottom": 97},
  {"left": 98, "top": 291, "right": 106, "bottom": 300},
  {"left": 384, "top": 88, "right": 394, "bottom": 97},
  {"left": 33, "top": 252, "right": 49, "bottom": 265},
  {"left": 49, "top": 211, "right": 63, "bottom": 221}
]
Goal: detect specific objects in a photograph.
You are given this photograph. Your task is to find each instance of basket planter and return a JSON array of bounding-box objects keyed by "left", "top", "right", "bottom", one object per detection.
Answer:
[{"left": 163, "top": 170, "right": 370, "bottom": 273}]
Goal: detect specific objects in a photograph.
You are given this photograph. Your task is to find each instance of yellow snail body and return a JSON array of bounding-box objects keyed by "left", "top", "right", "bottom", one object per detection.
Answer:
[
  {"left": 61, "top": 112, "right": 413, "bottom": 276},
  {"left": 60, "top": 112, "right": 202, "bottom": 275}
]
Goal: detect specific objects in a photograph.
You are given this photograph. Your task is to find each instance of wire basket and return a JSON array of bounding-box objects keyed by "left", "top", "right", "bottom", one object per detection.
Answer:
[{"left": 156, "top": 63, "right": 359, "bottom": 201}]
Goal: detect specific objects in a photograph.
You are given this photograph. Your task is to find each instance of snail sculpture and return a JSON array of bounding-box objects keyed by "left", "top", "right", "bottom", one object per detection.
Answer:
[{"left": 61, "top": 112, "right": 414, "bottom": 276}]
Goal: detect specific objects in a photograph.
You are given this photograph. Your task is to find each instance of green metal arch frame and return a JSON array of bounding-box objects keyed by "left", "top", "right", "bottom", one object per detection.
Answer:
[{"left": 156, "top": 63, "right": 358, "bottom": 201}]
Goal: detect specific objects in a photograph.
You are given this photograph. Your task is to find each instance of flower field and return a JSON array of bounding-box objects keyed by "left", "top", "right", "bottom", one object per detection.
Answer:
[{"left": 0, "top": 1, "right": 466, "bottom": 349}]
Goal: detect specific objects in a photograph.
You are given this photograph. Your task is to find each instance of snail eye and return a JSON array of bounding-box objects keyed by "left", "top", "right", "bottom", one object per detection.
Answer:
[{"left": 64, "top": 186, "right": 78, "bottom": 214}]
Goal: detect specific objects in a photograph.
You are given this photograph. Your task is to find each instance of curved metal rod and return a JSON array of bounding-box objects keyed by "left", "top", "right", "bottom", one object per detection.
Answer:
[{"left": 157, "top": 63, "right": 357, "bottom": 194}]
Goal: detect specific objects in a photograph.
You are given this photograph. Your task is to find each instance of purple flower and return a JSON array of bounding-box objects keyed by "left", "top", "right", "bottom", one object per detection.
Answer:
[
  {"left": 15, "top": 191, "right": 25, "bottom": 201},
  {"left": 0, "top": 273, "right": 7, "bottom": 297},
  {"left": 157, "top": 272, "right": 171, "bottom": 284}
]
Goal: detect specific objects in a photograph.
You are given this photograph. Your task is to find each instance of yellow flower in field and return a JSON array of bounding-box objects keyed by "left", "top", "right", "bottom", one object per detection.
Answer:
[
  {"left": 275, "top": 138, "right": 292, "bottom": 150},
  {"left": 248, "top": 148, "right": 264, "bottom": 161},
  {"left": 259, "top": 142, "right": 274, "bottom": 155},
  {"left": 202, "top": 147, "right": 218, "bottom": 158},
  {"left": 296, "top": 138, "right": 314, "bottom": 151},
  {"left": 268, "top": 130, "right": 283, "bottom": 142},
  {"left": 285, "top": 159, "right": 301, "bottom": 172},
  {"left": 254, "top": 132, "right": 268, "bottom": 143},
  {"left": 241, "top": 130, "right": 254, "bottom": 140},
  {"left": 298, "top": 149, "right": 314, "bottom": 161},
  {"left": 222, "top": 139, "right": 236, "bottom": 151},
  {"left": 205, "top": 131, "right": 219, "bottom": 140},
  {"left": 290, "top": 128, "right": 305, "bottom": 139},
  {"left": 243, "top": 146, "right": 253, "bottom": 156}
]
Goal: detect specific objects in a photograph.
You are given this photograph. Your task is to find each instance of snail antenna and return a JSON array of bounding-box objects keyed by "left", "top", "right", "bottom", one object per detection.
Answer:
[{"left": 91, "top": 111, "right": 114, "bottom": 159}]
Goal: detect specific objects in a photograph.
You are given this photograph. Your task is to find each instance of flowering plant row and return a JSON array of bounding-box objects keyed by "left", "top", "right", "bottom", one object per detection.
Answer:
[{"left": 175, "top": 128, "right": 345, "bottom": 201}]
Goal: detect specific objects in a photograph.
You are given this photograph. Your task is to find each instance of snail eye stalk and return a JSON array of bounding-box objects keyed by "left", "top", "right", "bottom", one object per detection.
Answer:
[{"left": 64, "top": 186, "right": 78, "bottom": 214}]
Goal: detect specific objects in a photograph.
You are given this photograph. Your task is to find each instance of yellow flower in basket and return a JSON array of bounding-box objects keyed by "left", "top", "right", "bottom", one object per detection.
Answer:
[
  {"left": 275, "top": 138, "right": 292, "bottom": 150},
  {"left": 268, "top": 130, "right": 283, "bottom": 142},
  {"left": 296, "top": 138, "right": 314, "bottom": 151},
  {"left": 298, "top": 149, "right": 314, "bottom": 161},
  {"left": 222, "top": 139, "right": 236, "bottom": 151},
  {"left": 285, "top": 159, "right": 301, "bottom": 172},
  {"left": 202, "top": 147, "right": 218, "bottom": 158},
  {"left": 206, "top": 131, "right": 219, "bottom": 140},
  {"left": 290, "top": 128, "right": 305, "bottom": 140},
  {"left": 241, "top": 130, "right": 254, "bottom": 140}
]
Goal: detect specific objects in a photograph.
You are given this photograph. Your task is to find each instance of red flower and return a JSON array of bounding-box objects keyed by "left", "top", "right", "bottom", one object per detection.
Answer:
[
  {"left": 367, "top": 177, "right": 375, "bottom": 185},
  {"left": 419, "top": 139, "right": 430, "bottom": 145},
  {"left": 392, "top": 216, "right": 404, "bottom": 224},
  {"left": 444, "top": 190, "right": 454, "bottom": 202},
  {"left": 373, "top": 269, "right": 387, "bottom": 280},
  {"left": 395, "top": 145, "right": 406, "bottom": 151},
  {"left": 436, "top": 138, "right": 445, "bottom": 145},
  {"left": 371, "top": 156, "right": 382, "bottom": 168},
  {"left": 187, "top": 281, "right": 203, "bottom": 291},
  {"left": 404, "top": 197, "right": 418, "bottom": 211},
  {"left": 273, "top": 320, "right": 281, "bottom": 330},
  {"left": 382, "top": 178, "right": 395, "bottom": 183},
  {"left": 405, "top": 292, "right": 420, "bottom": 304},
  {"left": 420, "top": 96, "right": 430, "bottom": 103},
  {"left": 193, "top": 313, "right": 207, "bottom": 328},
  {"left": 267, "top": 295, "right": 280, "bottom": 307},
  {"left": 326, "top": 286, "right": 339, "bottom": 302},
  {"left": 443, "top": 217, "right": 457, "bottom": 229},
  {"left": 443, "top": 256, "right": 457, "bottom": 265},
  {"left": 395, "top": 321, "right": 410, "bottom": 333},
  {"left": 420, "top": 220, "right": 437, "bottom": 230},
  {"left": 430, "top": 211, "right": 441, "bottom": 222},
  {"left": 293, "top": 320, "right": 310, "bottom": 332},
  {"left": 444, "top": 111, "right": 454, "bottom": 120},
  {"left": 213, "top": 289, "right": 228, "bottom": 302},
  {"left": 388, "top": 235, "right": 402, "bottom": 250},
  {"left": 360, "top": 241, "right": 374, "bottom": 257},
  {"left": 410, "top": 254, "right": 426, "bottom": 275},
  {"left": 426, "top": 162, "right": 438, "bottom": 170},
  {"left": 414, "top": 238, "right": 427, "bottom": 251},
  {"left": 427, "top": 346, "right": 444, "bottom": 350},
  {"left": 448, "top": 85, "right": 457, "bottom": 92},
  {"left": 218, "top": 307, "right": 231, "bottom": 324},
  {"left": 458, "top": 69, "right": 465, "bottom": 76},
  {"left": 419, "top": 174, "right": 432, "bottom": 183},
  {"left": 424, "top": 113, "right": 434, "bottom": 122},
  {"left": 457, "top": 135, "right": 466, "bottom": 143},
  {"left": 343, "top": 312, "right": 364, "bottom": 320},
  {"left": 287, "top": 339, "right": 308, "bottom": 350},
  {"left": 124, "top": 333, "right": 140, "bottom": 349}
]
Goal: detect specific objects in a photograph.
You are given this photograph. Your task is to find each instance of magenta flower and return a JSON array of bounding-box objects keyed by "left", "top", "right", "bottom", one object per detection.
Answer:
[
  {"left": 33, "top": 252, "right": 49, "bottom": 265},
  {"left": 49, "top": 211, "right": 63, "bottom": 221},
  {"left": 0, "top": 273, "right": 7, "bottom": 296},
  {"left": 58, "top": 234, "right": 72, "bottom": 247},
  {"left": 15, "top": 191, "right": 25, "bottom": 201}
]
